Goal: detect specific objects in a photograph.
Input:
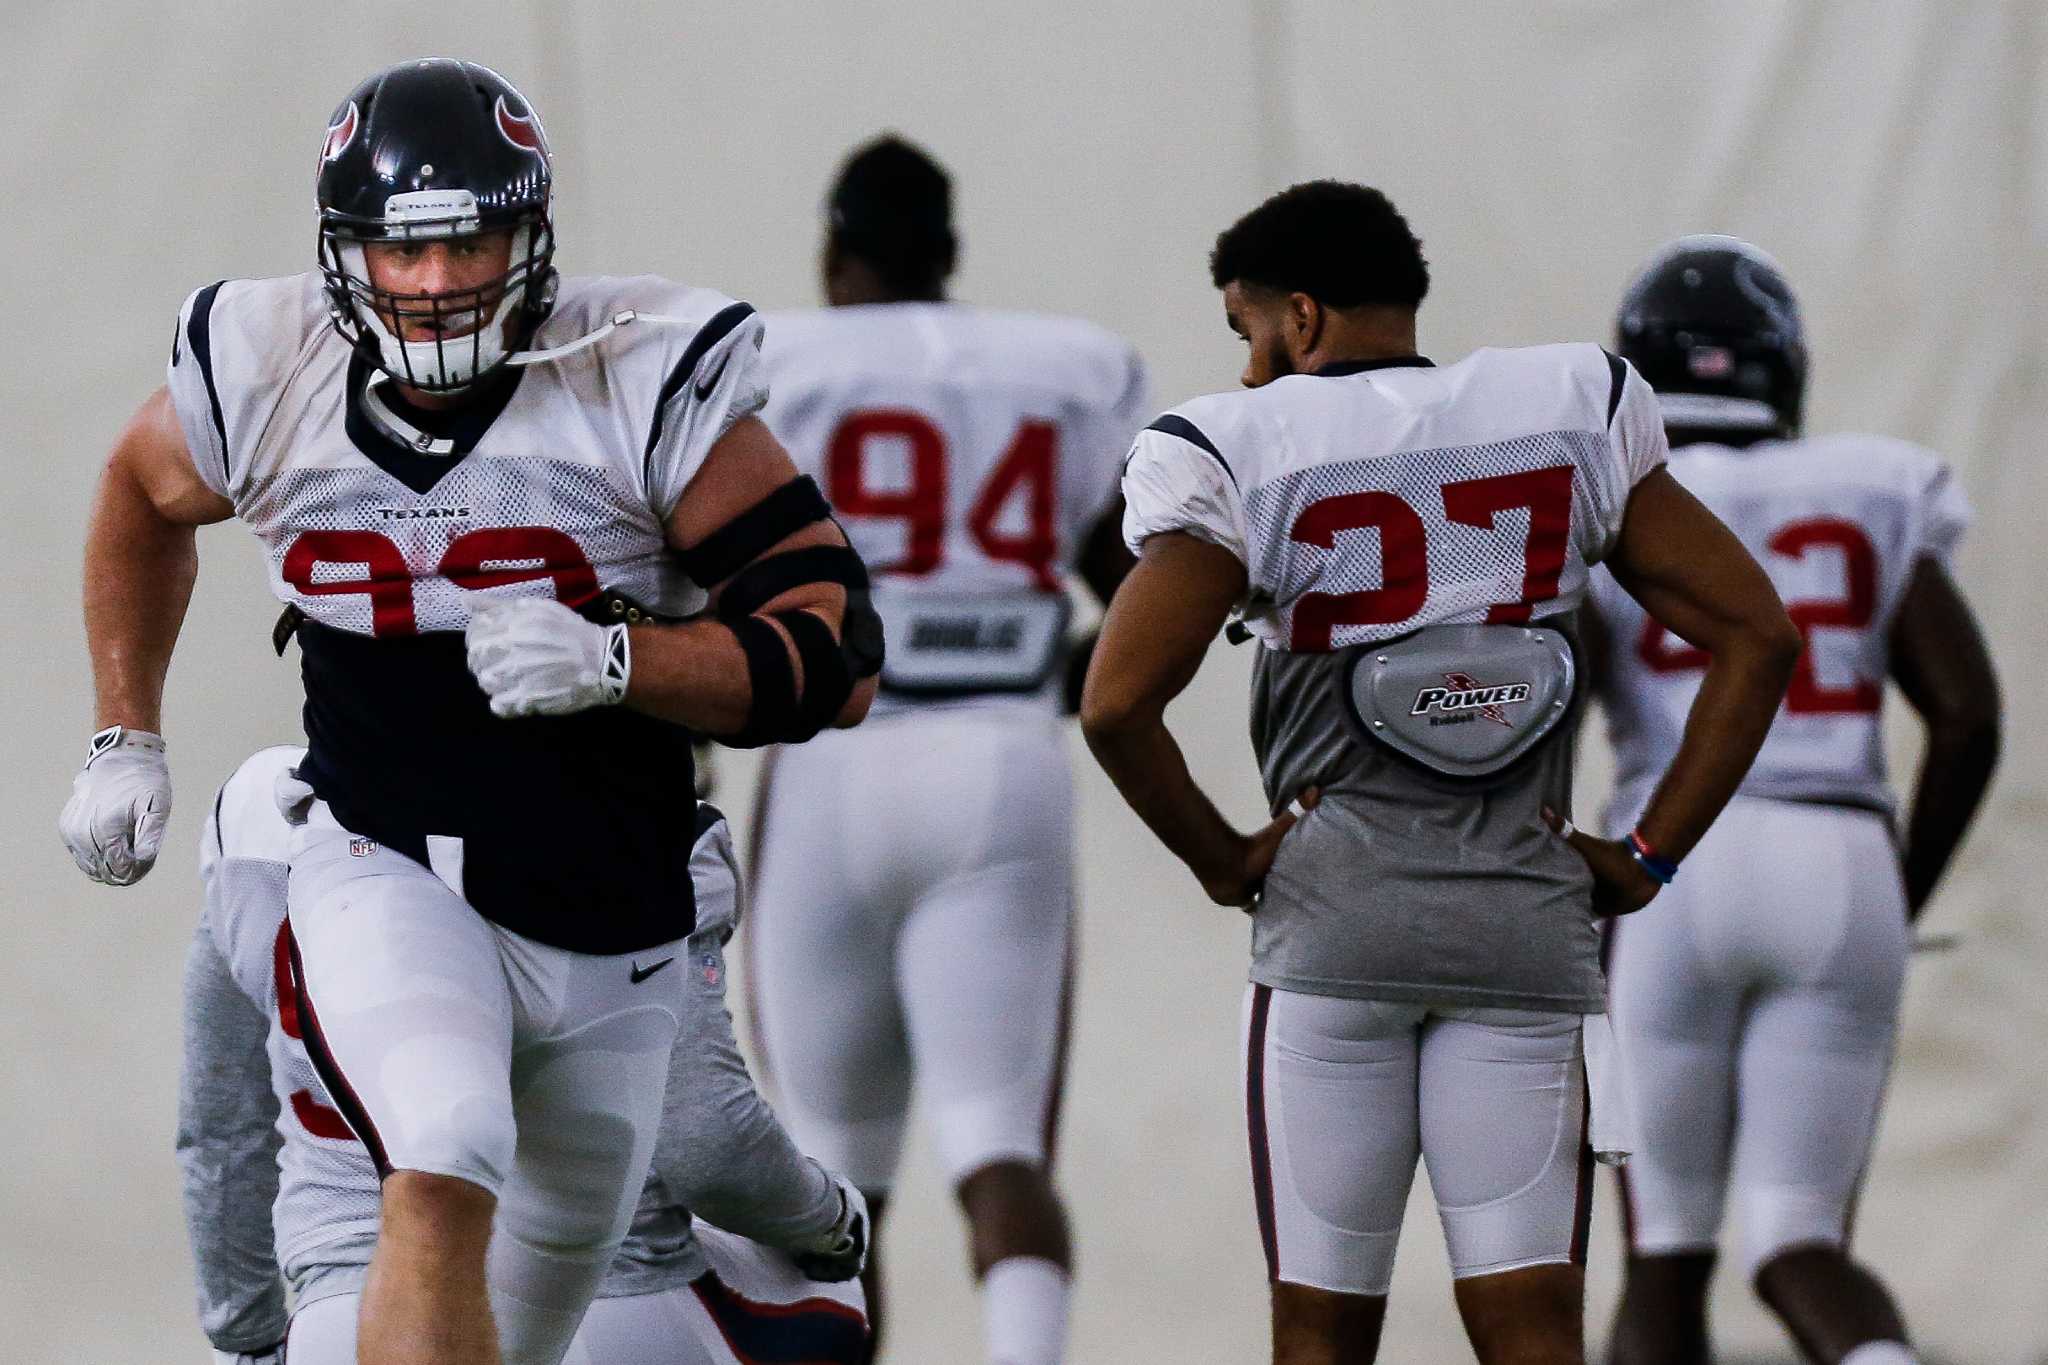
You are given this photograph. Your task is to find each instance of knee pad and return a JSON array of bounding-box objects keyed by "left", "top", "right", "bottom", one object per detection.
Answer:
[
  {"left": 1737, "top": 1184, "right": 1850, "bottom": 1278},
  {"left": 386, "top": 1089, "right": 519, "bottom": 1194},
  {"left": 933, "top": 1088, "right": 1055, "bottom": 1186},
  {"left": 283, "top": 1292, "right": 359, "bottom": 1365},
  {"left": 789, "top": 1105, "right": 910, "bottom": 1194}
]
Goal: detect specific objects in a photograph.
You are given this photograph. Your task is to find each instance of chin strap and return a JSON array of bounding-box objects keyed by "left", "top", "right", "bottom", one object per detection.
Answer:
[
  {"left": 503, "top": 309, "right": 695, "bottom": 367},
  {"left": 353, "top": 306, "right": 701, "bottom": 453}
]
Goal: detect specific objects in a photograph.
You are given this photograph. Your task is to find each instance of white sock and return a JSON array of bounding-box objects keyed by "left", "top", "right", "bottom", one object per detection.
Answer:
[
  {"left": 980, "top": 1254, "right": 1070, "bottom": 1365},
  {"left": 1841, "top": 1342, "right": 1920, "bottom": 1365}
]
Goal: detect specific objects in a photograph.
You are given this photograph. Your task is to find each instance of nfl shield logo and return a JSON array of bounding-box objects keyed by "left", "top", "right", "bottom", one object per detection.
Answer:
[
  {"left": 349, "top": 837, "right": 377, "bottom": 858},
  {"left": 699, "top": 953, "right": 721, "bottom": 987}
]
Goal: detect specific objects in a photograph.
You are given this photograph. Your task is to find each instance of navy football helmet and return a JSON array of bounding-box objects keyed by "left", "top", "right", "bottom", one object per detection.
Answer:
[
  {"left": 316, "top": 58, "right": 557, "bottom": 391},
  {"left": 1616, "top": 235, "right": 1806, "bottom": 436}
]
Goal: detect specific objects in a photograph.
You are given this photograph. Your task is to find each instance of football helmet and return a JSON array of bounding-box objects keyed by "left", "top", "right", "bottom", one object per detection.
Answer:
[
  {"left": 1616, "top": 234, "right": 1805, "bottom": 436},
  {"left": 316, "top": 57, "right": 557, "bottom": 392}
]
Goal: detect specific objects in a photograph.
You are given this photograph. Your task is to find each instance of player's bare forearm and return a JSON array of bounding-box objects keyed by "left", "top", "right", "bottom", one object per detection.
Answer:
[
  {"left": 1890, "top": 557, "right": 2001, "bottom": 915},
  {"left": 1086, "top": 712, "right": 1246, "bottom": 886},
  {"left": 1605, "top": 468, "right": 1802, "bottom": 860},
  {"left": 624, "top": 593, "right": 839, "bottom": 733},
  {"left": 1083, "top": 532, "right": 1290, "bottom": 903},
  {"left": 85, "top": 483, "right": 197, "bottom": 731},
  {"left": 82, "top": 390, "right": 230, "bottom": 731},
  {"left": 1063, "top": 495, "right": 1140, "bottom": 713},
  {"left": 1901, "top": 723, "right": 1999, "bottom": 916}
]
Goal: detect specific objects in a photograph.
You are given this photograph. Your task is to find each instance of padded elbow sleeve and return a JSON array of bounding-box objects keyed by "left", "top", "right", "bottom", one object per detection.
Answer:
[
  {"left": 723, "top": 616, "right": 800, "bottom": 750},
  {"left": 721, "top": 609, "right": 859, "bottom": 748},
  {"left": 677, "top": 478, "right": 833, "bottom": 587},
  {"left": 775, "top": 609, "right": 856, "bottom": 736}
]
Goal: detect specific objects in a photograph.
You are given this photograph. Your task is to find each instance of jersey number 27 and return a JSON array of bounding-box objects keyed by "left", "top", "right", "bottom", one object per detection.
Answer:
[{"left": 1289, "top": 465, "right": 1576, "bottom": 649}]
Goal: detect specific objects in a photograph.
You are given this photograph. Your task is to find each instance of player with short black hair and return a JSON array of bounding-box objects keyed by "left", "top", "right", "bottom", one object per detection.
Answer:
[
  {"left": 824, "top": 135, "right": 958, "bottom": 302},
  {"left": 747, "top": 134, "right": 1150, "bottom": 1365},
  {"left": 61, "top": 57, "right": 878, "bottom": 1365},
  {"left": 1207, "top": 179, "right": 1430, "bottom": 310},
  {"left": 1084, "top": 184, "right": 1803, "bottom": 1364},
  {"left": 1593, "top": 236, "right": 2001, "bottom": 1365}
]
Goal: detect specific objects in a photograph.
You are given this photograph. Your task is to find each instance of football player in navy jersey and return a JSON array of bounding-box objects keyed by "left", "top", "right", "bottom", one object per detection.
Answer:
[{"left": 62, "top": 58, "right": 878, "bottom": 1365}]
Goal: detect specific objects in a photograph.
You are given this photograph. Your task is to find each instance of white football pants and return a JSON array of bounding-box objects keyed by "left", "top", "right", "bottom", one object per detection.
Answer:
[
  {"left": 1243, "top": 987, "right": 1590, "bottom": 1296},
  {"left": 747, "top": 704, "right": 1075, "bottom": 1190},
  {"left": 1606, "top": 796, "right": 1907, "bottom": 1275},
  {"left": 287, "top": 801, "right": 686, "bottom": 1365}
]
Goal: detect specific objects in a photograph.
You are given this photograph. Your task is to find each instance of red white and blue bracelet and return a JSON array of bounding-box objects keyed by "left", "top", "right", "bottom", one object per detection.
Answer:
[{"left": 1625, "top": 830, "right": 1680, "bottom": 884}]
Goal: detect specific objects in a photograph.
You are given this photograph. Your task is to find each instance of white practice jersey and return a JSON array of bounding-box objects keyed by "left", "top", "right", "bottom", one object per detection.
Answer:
[
  {"left": 166, "top": 271, "right": 762, "bottom": 632},
  {"left": 1594, "top": 433, "right": 1971, "bottom": 824},
  {"left": 1122, "top": 347, "right": 1667, "bottom": 651},
  {"left": 1122, "top": 347, "right": 1665, "bottom": 1012},
  {"left": 164, "top": 271, "right": 765, "bottom": 952},
  {"left": 762, "top": 303, "right": 1147, "bottom": 709}
]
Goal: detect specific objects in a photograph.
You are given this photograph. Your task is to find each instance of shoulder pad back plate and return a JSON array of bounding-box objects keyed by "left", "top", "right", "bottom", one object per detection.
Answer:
[{"left": 1340, "top": 624, "right": 1577, "bottom": 781}]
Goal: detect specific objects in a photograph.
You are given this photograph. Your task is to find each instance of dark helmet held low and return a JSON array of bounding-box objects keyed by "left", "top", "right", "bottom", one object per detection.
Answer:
[
  {"left": 1616, "top": 234, "right": 1805, "bottom": 437},
  {"left": 316, "top": 57, "right": 558, "bottom": 392}
]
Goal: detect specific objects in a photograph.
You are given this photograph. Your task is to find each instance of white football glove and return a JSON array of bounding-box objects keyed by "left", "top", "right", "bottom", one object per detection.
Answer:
[
  {"left": 212, "top": 1345, "right": 283, "bottom": 1365},
  {"left": 790, "top": 1170, "right": 870, "bottom": 1283},
  {"left": 59, "top": 726, "right": 171, "bottom": 886},
  {"left": 464, "top": 597, "right": 630, "bottom": 719}
]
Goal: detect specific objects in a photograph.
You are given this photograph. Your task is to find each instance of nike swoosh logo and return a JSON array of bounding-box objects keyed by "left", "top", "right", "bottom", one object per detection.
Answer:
[
  {"left": 694, "top": 356, "right": 730, "bottom": 401},
  {"left": 630, "top": 957, "right": 675, "bottom": 984}
]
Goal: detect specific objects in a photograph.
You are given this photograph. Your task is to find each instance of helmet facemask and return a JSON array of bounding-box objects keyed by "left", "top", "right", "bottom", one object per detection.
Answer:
[{"left": 319, "top": 190, "right": 557, "bottom": 394}]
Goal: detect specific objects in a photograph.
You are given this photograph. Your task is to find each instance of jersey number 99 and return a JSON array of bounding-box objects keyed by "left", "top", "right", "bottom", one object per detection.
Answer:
[{"left": 280, "top": 527, "right": 599, "bottom": 636}]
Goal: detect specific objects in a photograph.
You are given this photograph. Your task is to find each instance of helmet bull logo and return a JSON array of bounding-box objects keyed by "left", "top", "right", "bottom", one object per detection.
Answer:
[
  {"left": 494, "top": 96, "right": 546, "bottom": 156},
  {"left": 320, "top": 101, "right": 359, "bottom": 165}
]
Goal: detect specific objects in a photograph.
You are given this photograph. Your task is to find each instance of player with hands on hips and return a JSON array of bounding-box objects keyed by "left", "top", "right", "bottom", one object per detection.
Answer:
[
  {"left": 1083, "top": 182, "right": 1800, "bottom": 1365},
  {"left": 75, "top": 57, "right": 878, "bottom": 1365}
]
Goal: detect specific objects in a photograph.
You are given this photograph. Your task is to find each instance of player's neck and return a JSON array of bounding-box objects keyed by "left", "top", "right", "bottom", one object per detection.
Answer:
[
  {"left": 832, "top": 284, "right": 948, "bottom": 307},
  {"left": 383, "top": 369, "right": 515, "bottom": 416},
  {"left": 827, "top": 260, "right": 947, "bottom": 307},
  {"left": 388, "top": 382, "right": 468, "bottom": 413},
  {"left": 1299, "top": 308, "right": 1420, "bottom": 373}
]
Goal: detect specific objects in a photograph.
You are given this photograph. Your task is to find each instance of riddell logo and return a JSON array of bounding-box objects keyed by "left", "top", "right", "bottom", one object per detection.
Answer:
[
  {"left": 1410, "top": 672, "right": 1528, "bottom": 728},
  {"left": 377, "top": 505, "right": 472, "bottom": 521}
]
